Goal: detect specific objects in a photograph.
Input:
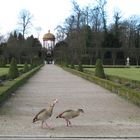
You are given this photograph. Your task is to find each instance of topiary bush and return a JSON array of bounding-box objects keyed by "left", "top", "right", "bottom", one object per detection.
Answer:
[
  {"left": 95, "top": 59, "right": 106, "bottom": 79},
  {"left": 23, "top": 62, "right": 29, "bottom": 73},
  {"left": 8, "top": 58, "right": 19, "bottom": 79},
  {"left": 0, "top": 56, "right": 6, "bottom": 67},
  {"left": 70, "top": 63, "right": 75, "bottom": 69},
  {"left": 78, "top": 62, "right": 83, "bottom": 72}
]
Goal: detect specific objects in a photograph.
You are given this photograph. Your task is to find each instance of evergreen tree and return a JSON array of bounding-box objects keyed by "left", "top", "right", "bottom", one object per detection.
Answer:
[
  {"left": 78, "top": 62, "right": 83, "bottom": 72},
  {"left": 0, "top": 56, "right": 6, "bottom": 67},
  {"left": 95, "top": 59, "right": 106, "bottom": 79},
  {"left": 70, "top": 63, "right": 75, "bottom": 69},
  {"left": 8, "top": 58, "right": 19, "bottom": 79},
  {"left": 23, "top": 62, "right": 29, "bottom": 73}
]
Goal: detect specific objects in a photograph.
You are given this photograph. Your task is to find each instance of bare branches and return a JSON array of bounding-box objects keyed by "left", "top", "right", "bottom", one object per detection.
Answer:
[
  {"left": 96, "top": 0, "right": 107, "bottom": 33},
  {"left": 18, "top": 9, "right": 33, "bottom": 39}
]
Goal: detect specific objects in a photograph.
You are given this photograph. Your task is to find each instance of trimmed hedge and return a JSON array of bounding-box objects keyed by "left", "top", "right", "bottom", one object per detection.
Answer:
[
  {"left": 62, "top": 66, "right": 140, "bottom": 107},
  {"left": 23, "top": 62, "right": 30, "bottom": 73},
  {"left": 78, "top": 63, "right": 83, "bottom": 72},
  {"left": 95, "top": 59, "right": 106, "bottom": 79},
  {"left": 8, "top": 58, "right": 19, "bottom": 79},
  {"left": 0, "top": 64, "right": 43, "bottom": 105}
]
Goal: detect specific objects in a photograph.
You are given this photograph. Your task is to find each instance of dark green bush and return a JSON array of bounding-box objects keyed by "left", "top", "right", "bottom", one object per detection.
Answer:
[
  {"left": 70, "top": 63, "right": 75, "bottom": 69},
  {"left": 0, "top": 65, "right": 43, "bottom": 104},
  {"left": 0, "top": 56, "right": 6, "bottom": 67},
  {"left": 78, "top": 62, "right": 83, "bottom": 72},
  {"left": 95, "top": 59, "right": 106, "bottom": 79},
  {"left": 8, "top": 58, "right": 19, "bottom": 79},
  {"left": 23, "top": 62, "right": 29, "bottom": 73}
]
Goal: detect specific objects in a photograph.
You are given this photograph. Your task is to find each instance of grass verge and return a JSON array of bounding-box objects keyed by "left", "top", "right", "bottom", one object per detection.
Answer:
[
  {"left": 62, "top": 66, "right": 140, "bottom": 107},
  {"left": 0, "top": 64, "right": 43, "bottom": 105}
]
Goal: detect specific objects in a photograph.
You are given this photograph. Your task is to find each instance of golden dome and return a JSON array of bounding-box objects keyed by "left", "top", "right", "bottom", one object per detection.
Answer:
[{"left": 43, "top": 30, "right": 55, "bottom": 41}]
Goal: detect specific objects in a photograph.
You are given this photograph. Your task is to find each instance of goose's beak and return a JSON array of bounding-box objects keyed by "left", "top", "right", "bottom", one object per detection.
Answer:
[{"left": 54, "top": 99, "right": 58, "bottom": 104}]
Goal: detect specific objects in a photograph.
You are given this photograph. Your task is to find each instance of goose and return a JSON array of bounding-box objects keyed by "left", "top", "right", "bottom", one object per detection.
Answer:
[
  {"left": 33, "top": 98, "right": 58, "bottom": 129},
  {"left": 56, "top": 109, "right": 84, "bottom": 127}
]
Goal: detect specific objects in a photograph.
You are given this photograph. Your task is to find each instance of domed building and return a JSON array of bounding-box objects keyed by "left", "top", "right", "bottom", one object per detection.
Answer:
[
  {"left": 42, "top": 30, "right": 55, "bottom": 64},
  {"left": 43, "top": 30, "right": 55, "bottom": 50}
]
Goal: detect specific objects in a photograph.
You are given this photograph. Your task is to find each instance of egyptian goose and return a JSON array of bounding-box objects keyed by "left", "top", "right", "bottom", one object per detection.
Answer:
[
  {"left": 33, "top": 99, "right": 58, "bottom": 129},
  {"left": 56, "top": 109, "right": 84, "bottom": 127}
]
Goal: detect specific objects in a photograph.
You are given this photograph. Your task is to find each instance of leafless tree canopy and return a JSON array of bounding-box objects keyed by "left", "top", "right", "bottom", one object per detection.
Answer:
[
  {"left": 18, "top": 9, "right": 33, "bottom": 39},
  {"left": 55, "top": 0, "right": 140, "bottom": 65}
]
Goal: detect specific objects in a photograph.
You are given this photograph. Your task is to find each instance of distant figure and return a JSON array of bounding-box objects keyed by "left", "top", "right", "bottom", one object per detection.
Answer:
[{"left": 126, "top": 57, "right": 130, "bottom": 66}]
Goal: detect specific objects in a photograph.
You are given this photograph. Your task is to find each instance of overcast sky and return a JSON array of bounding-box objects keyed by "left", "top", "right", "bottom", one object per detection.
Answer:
[{"left": 0, "top": 0, "right": 140, "bottom": 41}]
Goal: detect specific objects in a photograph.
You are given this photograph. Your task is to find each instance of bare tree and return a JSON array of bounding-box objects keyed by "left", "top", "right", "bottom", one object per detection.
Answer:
[
  {"left": 55, "top": 25, "right": 66, "bottom": 42},
  {"left": 18, "top": 9, "right": 33, "bottom": 39},
  {"left": 72, "top": 0, "right": 81, "bottom": 30},
  {"left": 96, "top": 0, "right": 107, "bottom": 33},
  {"left": 64, "top": 15, "right": 75, "bottom": 33},
  {"left": 113, "top": 10, "right": 122, "bottom": 37},
  {"left": 81, "top": 6, "right": 90, "bottom": 26}
]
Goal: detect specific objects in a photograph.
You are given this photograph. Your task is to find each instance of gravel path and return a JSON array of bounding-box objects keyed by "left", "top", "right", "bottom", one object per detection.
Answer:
[{"left": 0, "top": 64, "right": 140, "bottom": 139}]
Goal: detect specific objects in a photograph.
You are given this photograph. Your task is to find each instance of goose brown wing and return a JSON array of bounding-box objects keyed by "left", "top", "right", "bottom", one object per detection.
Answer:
[
  {"left": 56, "top": 109, "right": 73, "bottom": 118},
  {"left": 36, "top": 108, "right": 46, "bottom": 116}
]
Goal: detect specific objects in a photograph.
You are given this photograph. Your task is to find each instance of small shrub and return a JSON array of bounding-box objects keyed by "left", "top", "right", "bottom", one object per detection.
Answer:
[
  {"left": 78, "top": 62, "right": 83, "bottom": 72},
  {"left": 31, "top": 57, "right": 39, "bottom": 68},
  {"left": 23, "top": 62, "right": 29, "bottom": 73},
  {"left": 70, "top": 63, "right": 75, "bottom": 69},
  {"left": 8, "top": 58, "right": 19, "bottom": 79},
  {"left": 95, "top": 59, "right": 106, "bottom": 79},
  {"left": 0, "top": 57, "right": 6, "bottom": 67}
]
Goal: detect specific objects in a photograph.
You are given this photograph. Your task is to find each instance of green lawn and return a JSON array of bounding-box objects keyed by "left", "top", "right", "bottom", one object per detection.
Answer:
[
  {"left": 104, "top": 68, "right": 140, "bottom": 81},
  {"left": 0, "top": 68, "right": 9, "bottom": 76},
  {"left": 0, "top": 65, "right": 24, "bottom": 77},
  {"left": 84, "top": 67, "right": 140, "bottom": 81}
]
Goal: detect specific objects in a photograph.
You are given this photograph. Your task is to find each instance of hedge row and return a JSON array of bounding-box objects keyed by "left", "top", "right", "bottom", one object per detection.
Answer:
[
  {"left": 0, "top": 64, "right": 43, "bottom": 105},
  {"left": 63, "top": 67, "right": 140, "bottom": 106},
  {"left": 84, "top": 68, "right": 140, "bottom": 88},
  {"left": 83, "top": 65, "right": 131, "bottom": 68},
  {"left": 106, "top": 75, "right": 140, "bottom": 87}
]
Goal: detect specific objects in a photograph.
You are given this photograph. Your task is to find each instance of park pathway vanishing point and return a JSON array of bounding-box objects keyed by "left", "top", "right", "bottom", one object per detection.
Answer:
[{"left": 0, "top": 64, "right": 140, "bottom": 138}]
